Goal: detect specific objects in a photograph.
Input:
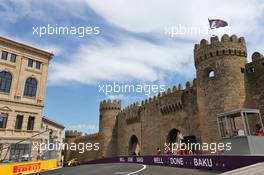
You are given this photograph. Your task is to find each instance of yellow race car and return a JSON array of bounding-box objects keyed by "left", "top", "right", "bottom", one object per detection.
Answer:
[{"left": 67, "top": 158, "right": 80, "bottom": 166}]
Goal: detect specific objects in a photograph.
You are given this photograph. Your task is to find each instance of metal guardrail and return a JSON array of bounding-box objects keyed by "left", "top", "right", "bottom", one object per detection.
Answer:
[{"left": 0, "top": 129, "right": 55, "bottom": 163}]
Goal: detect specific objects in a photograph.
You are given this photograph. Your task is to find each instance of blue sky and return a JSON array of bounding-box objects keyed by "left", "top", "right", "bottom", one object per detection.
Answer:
[{"left": 0, "top": 0, "right": 263, "bottom": 133}]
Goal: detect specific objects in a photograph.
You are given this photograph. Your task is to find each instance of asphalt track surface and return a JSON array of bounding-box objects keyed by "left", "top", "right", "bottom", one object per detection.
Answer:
[{"left": 33, "top": 163, "right": 220, "bottom": 175}]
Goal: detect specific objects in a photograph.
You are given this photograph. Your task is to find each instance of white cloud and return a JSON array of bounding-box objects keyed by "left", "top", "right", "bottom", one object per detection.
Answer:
[
  {"left": 49, "top": 37, "right": 194, "bottom": 85},
  {"left": 0, "top": 34, "right": 62, "bottom": 55},
  {"left": 0, "top": 0, "right": 89, "bottom": 23},
  {"left": 85, "top": 0, "right": 264, "bottom": 61},
  {"left": 86, "top": 0, "right": 262, "bottom": 36},
  {"left": 36, "top": 44, "right": 62, "bottom": 56},
  {"left": 2, "top": 0, "right": 263, "bottom": 85},
  {"left": 48, "top": 0, "right": 264, "bottom": 85}
]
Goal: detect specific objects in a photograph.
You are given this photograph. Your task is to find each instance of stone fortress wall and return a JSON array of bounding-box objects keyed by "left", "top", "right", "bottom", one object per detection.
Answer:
[{"left": 65, "top": 34, "right": 264, "bottom": 163}]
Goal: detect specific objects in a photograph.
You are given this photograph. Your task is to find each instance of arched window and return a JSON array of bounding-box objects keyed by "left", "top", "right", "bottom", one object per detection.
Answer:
[
  {"left": 208, "top": 70, "right": 215, "bottom": 78},
  {"left": 24, "top": 77, "right": 37, "bottom": 97},
  {"left": 0, "top": 71, "right": 12, "bottom": 93}
]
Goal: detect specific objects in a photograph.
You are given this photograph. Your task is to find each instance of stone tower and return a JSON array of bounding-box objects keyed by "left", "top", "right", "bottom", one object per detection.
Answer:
[
  {"left": 64, "top": 130, "right": 82, "bottom": 160},
  {"left": 99, "top": 99, "right": 121, "bottom": 157},
  {"left": 194, "top": 34, "right": 247, "bottom": 144}
]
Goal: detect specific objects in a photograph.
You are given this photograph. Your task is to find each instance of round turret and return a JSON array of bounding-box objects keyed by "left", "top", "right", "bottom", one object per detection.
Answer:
[
  {"left": 195, "top": 34, "right": 247, "bottom": 145},
  {"left": 65, "top": 130, "right": 82, "bottom": 139},
  {"left": 64, "top": 130, "right": 82, "bottom": 160},
  {"left": 252, "top": 52, "right": 264, "bottom": 62},
  {"left": 100, "top": 99, "right": 121, "bottom": 112},
  {"left": 194, "top": 34, "right": 247, "bottom": 68},
  {"left": 99, "top": 99, "right": 121, "bottom": 157}
]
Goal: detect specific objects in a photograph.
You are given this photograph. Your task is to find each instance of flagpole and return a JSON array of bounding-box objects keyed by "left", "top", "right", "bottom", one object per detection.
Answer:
[{"left": 208, "top": 18, "right": 216, "bottom": 37}]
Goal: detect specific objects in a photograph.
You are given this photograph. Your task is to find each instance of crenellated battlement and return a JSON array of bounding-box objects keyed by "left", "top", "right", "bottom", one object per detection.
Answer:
[
  {"left": 118, "top": 103, "right": 142, "bottom": 124},
  {"left": 120, "top": 102, "right": 141, "bottom": 113},
  {"left": 75, "top": 132, "right": 100, "bottom": 142},
  {"left": 245, "top": 52, "right": 264, "bottom": 74},
  {"left": 119, "top": 79, "right": 197, "bottom": 116},
  {"left": 194, "top": 34, "right": 247, "bottom": 68},
  {"left": 251, "top": 52, "right": 264, "bottom": 62},
  {"left": 63, "top": 34, "right": 264, "bottom": 161},
  {"left": 65, "top": 130, "right": 82, "bottom": 138},
  {"left": 100, "top": 99, "right": 121, "bottom": 111}
]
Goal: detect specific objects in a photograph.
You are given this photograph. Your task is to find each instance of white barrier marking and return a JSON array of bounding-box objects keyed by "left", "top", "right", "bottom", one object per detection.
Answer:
[{"left": 126, "top": 164, "right": 147, "bottom": 175}]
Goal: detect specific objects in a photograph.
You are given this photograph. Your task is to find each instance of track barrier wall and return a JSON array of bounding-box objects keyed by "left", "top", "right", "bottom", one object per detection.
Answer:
[
  {"left": 0, "top": 159, "right": 58, "bottom": 175},
  {"left": 85, "top": 155, "right": 264, "bottom": 172}
]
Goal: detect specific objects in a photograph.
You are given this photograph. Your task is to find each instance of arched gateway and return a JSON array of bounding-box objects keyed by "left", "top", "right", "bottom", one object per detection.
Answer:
[
  {"left": 128, "top": 135, "right": 140, "bottom": 156},
  {"left": 166, "top": 128, "right": 181, "bottom": 144}
]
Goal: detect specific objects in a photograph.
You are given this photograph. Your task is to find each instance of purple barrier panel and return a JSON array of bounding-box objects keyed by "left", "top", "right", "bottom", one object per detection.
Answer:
[
  {"left": 132, "top": 155, "right": 222, "bottom": 171},
  {"left": 84, "top": 155, "right": 264, "bottom": 172},
  {"left": 84, "top": 157, "right": 120, "bottom": 164}
]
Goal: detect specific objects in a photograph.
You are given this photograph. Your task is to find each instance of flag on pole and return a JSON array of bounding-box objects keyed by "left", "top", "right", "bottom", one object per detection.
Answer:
[{"left": 208, "top": 19, "right": 228, "bottom": 29}]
